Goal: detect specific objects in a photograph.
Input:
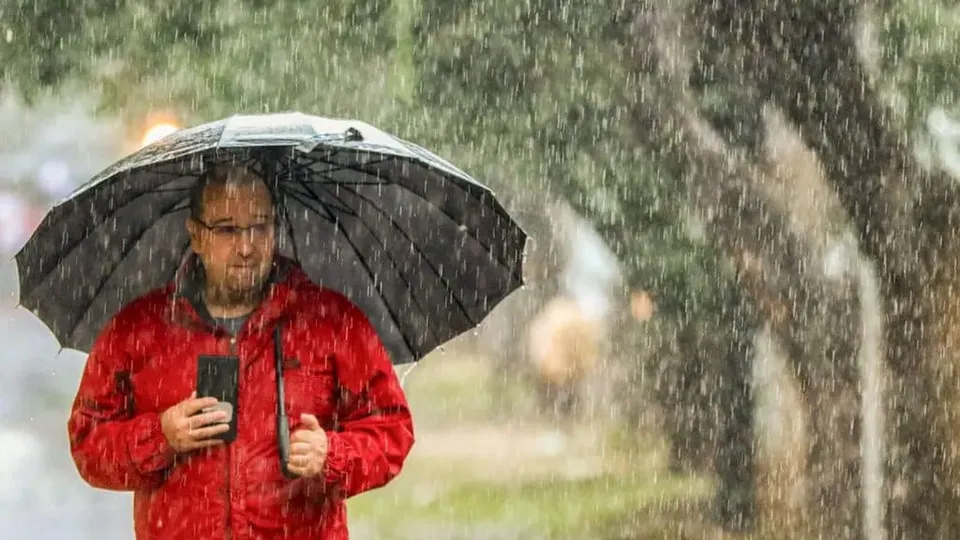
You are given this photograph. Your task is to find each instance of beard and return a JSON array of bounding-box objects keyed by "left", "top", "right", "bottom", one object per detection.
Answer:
[{"left": 208, "top": 265, "right": 270, "bottom": 307}]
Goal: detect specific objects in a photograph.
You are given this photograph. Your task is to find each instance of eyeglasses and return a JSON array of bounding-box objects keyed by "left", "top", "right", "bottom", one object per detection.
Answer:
[{"left": 194, "top": 219, "right": 275, "bottom": 241}]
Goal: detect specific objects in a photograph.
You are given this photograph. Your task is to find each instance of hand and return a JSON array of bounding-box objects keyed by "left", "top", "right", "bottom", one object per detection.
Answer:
[
  {"left": 287, "top": 414, "right": 329, "bottom": 478},
  {"left": 160, "top": 392, "right": 229, "bottom": 453}
]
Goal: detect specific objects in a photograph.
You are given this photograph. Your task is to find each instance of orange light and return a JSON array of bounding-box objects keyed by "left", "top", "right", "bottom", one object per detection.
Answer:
[{"left": 140, "top": 123, "right": 179, "bottom": 147}]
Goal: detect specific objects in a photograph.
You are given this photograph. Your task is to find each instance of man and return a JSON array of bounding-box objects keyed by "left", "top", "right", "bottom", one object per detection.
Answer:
[{"left": 67, "top": 163, "right": 415, "bottom": 539}]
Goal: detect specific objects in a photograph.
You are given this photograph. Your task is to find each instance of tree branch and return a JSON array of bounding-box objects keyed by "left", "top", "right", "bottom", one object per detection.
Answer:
[
  {"left": 689, "top": 2, "right": 960, "bottom": 537},
  {"left": 695, "top": 0, "right": 960, "bottom": 286},
  {"left": 628, "top": 6, "right": 868, "bottom": 533},
  {"left": 626, "top": 3, "right": 859, "bottom": 382}
]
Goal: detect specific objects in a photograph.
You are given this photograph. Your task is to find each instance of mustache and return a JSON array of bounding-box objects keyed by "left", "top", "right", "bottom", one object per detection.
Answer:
[{"left": 228, "top": 257, "right": 262, "bottom": 265}]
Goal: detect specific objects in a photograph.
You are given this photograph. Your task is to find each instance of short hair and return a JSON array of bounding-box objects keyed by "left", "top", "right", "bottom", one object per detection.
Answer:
[{"left": 189, "top": 164, "right": 274, "bottom": 221}]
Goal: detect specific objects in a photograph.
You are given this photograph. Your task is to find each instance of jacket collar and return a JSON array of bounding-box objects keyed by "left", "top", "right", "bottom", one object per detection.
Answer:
[{"left": 168, "top": 253, "right": 304, "bottom": 334}]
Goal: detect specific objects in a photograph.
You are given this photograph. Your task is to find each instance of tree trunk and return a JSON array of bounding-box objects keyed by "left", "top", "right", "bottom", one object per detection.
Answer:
[
  {"left": 627, "top": 2, "right": 866, "bottom": 536},
  {"left": 698, "top": 1, "right": 960, "bottom": 537},
  {"left": 712, "top": 292, "right": 758, "bottom": 531}
]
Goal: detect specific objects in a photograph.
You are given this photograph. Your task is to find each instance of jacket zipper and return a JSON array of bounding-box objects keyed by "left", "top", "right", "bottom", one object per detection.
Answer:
[{"left": 225, "top": 335, "right": 238, "bottom": 540}]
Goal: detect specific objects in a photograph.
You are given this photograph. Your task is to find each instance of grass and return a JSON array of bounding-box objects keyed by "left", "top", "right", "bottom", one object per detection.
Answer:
[
  {"left": 344, "top": 352, "right": 719, "bottom": 539},
  {"left": 350, "top": 469, "right": 712, "bottom": 539}
]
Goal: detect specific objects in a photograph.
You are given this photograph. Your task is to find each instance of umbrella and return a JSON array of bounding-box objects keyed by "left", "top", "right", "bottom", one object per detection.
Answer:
[{"left": 13, "top": 112, "right": 528, "bottom": 366}]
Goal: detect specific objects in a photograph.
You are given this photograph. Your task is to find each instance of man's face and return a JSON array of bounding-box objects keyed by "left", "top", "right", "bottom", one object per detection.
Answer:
[{"left": 187, "top": 173, "right": 276, "bottom": 303}]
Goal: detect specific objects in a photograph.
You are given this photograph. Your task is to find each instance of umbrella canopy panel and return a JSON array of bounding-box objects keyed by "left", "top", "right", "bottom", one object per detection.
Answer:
[{"left": 15, "top": 113, "right": 527, "bottom": 365}]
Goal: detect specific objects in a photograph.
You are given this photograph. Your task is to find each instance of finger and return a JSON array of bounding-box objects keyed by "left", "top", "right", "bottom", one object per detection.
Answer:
[
  {"left": 189, "top": 411, "right": 229, "bottom": 429},
  {"left": 184, "top": 438, "right": 225, "bottom": 451},
  {"left": 290, "top": 430, "right": 313, "bottom": 444},
  {"left": 289, "top": 441, "right": 313, "bottom": 455},
  {"left": 287, "top": 453, "right": 315, "bottom": 469},
  {"left": 300, "top": 413, "right": 322, "bottom": 431},
  {"left": 288, "top": 454, "right": 311, "bottom": 467},
  {"left": 190, "top": 423, "right": 230, "bottom": 440},
  {"left": 183, "top": 397, "right": 220, "bottom": 414},
  {"left": 288, "top": 462, "right": 321, "bottom": 478}
]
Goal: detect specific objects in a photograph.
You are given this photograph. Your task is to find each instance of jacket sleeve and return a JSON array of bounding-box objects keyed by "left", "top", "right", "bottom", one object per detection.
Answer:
[
  {"left": 67, "top": 311, "right": 175, "bottom": 491},
  {"left": 308, "top": 302, "right": 415, "bottom": 499}
]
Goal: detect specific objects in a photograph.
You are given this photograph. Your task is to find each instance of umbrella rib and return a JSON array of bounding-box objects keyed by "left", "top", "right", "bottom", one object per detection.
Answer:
[
  {"left": 279, "top": 202, "right": 302, "bottom": 263},
  {"left": 278, "top": 160, "right": 358, "bottom": 217},
  {"left": 30, "top": 143, "right": 522, "bottom": 339},
  {"left": 296, "top": 153, "right": 524, "bottom": 290},
  {"left": 285, "top": 181, "right": 427, "bottom": 356},
  {"left": 294, "top": 152, "right": 517, "bottom": 275},
  {"left": 60, "top": 199, "right": 189, "bottom": 339},
  {"left": 303, "top": 158, "right": 394, "bottom": 185},
  {"left": 60, "top": 148, "right": 248, "bottom": 228},
  {"left": 299, "top": 179, "right": 458, "bottom": 340},
  {"left": 296, "top": 149, "right": 518, "bottom": 269},
  {"left": 145, "top": 187, "right": 192, "bottom": 194},
  {"left": 62, "top": 149, "right": 222, "bottom": 213},
  {"left": 283, "top": 190, "right": 338, "bottom": 223},
  {"left": 68, "top": 149, "right": 521, "bottom": 282},
  {"left": 320, "top": 180, "right": 478, "bottom": 327},
  {"left": 27, "top": 178, "right": 192, "bottom": 295},
  {"left": 275, "top": 158, "right": 303, "bottom": 264},
  {"left": 287, "top": 185, "right": 356, "bottom": 216},
  {"left": 309, "top": 156, "right": 519, "bottom": 277},
  {"left": 303, "top": 157, "right": 392, "bottom": 184}
]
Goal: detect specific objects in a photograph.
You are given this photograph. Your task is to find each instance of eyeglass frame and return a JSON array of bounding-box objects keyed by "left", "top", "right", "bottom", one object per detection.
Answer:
[{"left": 192, "top": 218, "right": 276, "bottom": 242}]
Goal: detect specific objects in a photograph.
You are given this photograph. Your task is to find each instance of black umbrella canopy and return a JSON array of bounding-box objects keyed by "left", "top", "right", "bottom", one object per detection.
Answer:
[{"left": 15, "top": 112, "right": 528, "bottom": 365}]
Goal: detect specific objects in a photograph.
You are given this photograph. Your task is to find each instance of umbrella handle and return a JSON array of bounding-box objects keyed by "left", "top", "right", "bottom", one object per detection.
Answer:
[{"left": 275, "top": 324, "right": 297, "bottom": 479}]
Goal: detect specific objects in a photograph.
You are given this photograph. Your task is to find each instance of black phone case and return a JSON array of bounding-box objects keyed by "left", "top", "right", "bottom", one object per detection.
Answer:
[{"left": 196, "top": 355, "right": 239, "bottom": 444}]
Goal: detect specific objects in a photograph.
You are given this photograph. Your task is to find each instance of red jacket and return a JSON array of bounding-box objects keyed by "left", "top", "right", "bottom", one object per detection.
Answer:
[{"left": 68, "top": 259, "right": 415, "bottom": 539}]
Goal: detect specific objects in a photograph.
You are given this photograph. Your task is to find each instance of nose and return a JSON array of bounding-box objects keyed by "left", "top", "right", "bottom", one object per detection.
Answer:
[{"left": 235, "top": 231, "right": 256, "bottom": 256}]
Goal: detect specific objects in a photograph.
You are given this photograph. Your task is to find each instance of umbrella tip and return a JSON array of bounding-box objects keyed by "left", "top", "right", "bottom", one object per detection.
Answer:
[{"left": 344, "top": 127, "right": 363, "bottom": 142}]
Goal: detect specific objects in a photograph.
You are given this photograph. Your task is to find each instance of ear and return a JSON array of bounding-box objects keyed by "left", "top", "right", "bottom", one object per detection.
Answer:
[{"left": 186, "top": 217, "right": 202, "bottom": 253}]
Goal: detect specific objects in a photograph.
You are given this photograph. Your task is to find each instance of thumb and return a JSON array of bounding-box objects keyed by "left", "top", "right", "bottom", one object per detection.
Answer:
[{"left": 300, "top": 413, "right": 322, "bottom": 431}]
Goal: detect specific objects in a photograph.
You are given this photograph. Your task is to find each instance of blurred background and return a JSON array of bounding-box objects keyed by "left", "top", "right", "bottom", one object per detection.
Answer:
[{"left": 3, "top": 1, "right": 960, "bottom": 538}]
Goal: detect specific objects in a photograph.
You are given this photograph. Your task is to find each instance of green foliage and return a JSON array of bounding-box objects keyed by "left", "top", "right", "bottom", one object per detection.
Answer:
[
  {"left": 880, "top": 0, "right": 960, "bottom": 121},
  {"left": 0, "top": 0, "right": 122, "bottom": 88},
  {"left": 409, "top": 0, "right": 728, "bottom": 312},
  {"left": 8, "top": 0, "right": 952, "bottom": 317}
]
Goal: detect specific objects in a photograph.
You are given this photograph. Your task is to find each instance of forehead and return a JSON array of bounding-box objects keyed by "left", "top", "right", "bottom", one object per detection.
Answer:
[{"left": 201, "top": 177, "right": 273, "bottom": 219}]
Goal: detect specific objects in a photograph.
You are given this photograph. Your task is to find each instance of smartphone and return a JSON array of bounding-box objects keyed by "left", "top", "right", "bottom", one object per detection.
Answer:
[{"left": 196, "top": 355, "right": 239, "bottom": 444}]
